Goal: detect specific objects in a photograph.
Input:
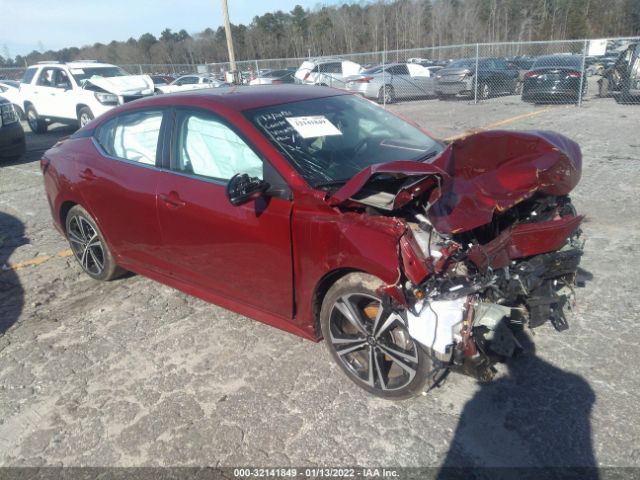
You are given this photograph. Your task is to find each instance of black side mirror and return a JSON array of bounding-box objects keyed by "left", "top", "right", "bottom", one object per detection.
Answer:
[{"left": 226, "top": 173, "right": 270, "bottom": 206}]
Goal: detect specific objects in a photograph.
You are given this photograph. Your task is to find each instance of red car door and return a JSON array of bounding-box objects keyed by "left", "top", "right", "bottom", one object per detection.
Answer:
[
  {"left": 76, "top": 109, "right": 167, "bottom": 270},
  {"left": 155, "top": 108, "right": 294, "bottom": 318}
]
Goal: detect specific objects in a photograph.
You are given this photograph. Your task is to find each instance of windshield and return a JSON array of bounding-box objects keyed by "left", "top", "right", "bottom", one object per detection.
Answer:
[
  {"left": 69, "top": 66, "right": 129, "bottom": 86},
  {"left": 533, "top": 56, "right": 582, "bottom": 69},
  {"left": 244, "top": 94, "right": 442, "bottom": 187}
]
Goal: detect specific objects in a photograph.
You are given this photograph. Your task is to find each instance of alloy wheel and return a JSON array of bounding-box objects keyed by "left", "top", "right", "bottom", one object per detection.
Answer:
[
  {"left": 67, "top": 215, "right": 105, "bottom": 276},
  {"left": 80, "top": 113, "right": 91, "bottom": 127},
  {"left": 27, "top": 110, "right": 38, "bottom": 131},
  {"left": 328, "top": 293, "right": 418, "bottom": 391}
]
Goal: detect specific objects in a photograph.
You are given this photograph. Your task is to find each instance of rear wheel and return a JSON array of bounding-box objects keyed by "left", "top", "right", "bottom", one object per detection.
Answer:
[
  {"left": 478, "top": 82, "right": 491, "bottom": 100},
  {"left": 65, "top": 205, "right": 125, "bottom": 281},
  {"left": 320, "top": 273, "right": 435, "bottom": 399},
  {"left": 598, "top": 77, "right": 609, "bottom": 97},
  {"left": 26, "top": 105, "right": 47, "bottom": 134},
  {"left": 377, "top": 85, "right": 395, "bottom": 104}
]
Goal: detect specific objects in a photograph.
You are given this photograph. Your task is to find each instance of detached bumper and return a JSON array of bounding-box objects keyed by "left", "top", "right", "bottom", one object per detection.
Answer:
[{"left": 0, "top": 122, "right": 26, "bottom": 159}]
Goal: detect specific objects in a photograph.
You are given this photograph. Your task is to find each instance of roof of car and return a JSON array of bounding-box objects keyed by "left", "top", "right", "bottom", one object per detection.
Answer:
[
  {"left": 31, "top": 61, "right": 119, "bottom": 69},
  {"left": 138, "top": 85, "right": 351, "bottom": 111}
]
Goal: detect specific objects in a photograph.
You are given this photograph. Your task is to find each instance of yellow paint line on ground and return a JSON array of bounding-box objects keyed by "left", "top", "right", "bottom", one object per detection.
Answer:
[
  {"left": 444, "top": 106, "right": 562, "bottom": 142},
  {"left": 2, "top": 249, "right": 73, "bottom": 273}
]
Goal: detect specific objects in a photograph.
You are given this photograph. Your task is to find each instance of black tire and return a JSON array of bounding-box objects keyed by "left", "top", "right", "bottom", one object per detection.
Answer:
[
  {"left": 437, "top": 93, "right": 455, "bottom": 101},
  {"left": 77, "top": 107, "right": 94, "bottom": 128},
  {"left": 377, "top": 85, "right": 395, "bottom": 104},
  {"left": 25, "top": 105, "right": 47, "bottom": 134},
  {"left": 598, "top": 77, "right": 610, "bottom": 98},
  {"left": 514, "top": 81, "right": 522, "bottom": 95},
  {"left": 478, "top": 82, "right": 491, "bottom": 100},
  {"left": 65, "top": 205, "right": 125, "bottom": 281},
  {"left": 13, "top": 104, "right": 25, "bottom": 120},
  {"left": 320, "top": 273, "right": 435, "bottom": 399}
]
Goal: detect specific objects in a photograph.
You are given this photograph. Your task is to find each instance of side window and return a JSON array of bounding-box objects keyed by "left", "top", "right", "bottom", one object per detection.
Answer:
[
  {"left": 57, "top": 70, "right": 71, "bottom": 89},
  {"left": 388, "top": 65, "right": 410, "bottom": 75},
  {"left": 37, "top": 68, "right": 57, "bottom": 87},
  {"left": 95, "top": 110, "right": 163, "bottom": 165},
  {"left": 178, "top": 76, "right": 198, "bottom": 85},
  {"left": 326, "top": 63, "right": 342, "bottom": 74},
  {"left": 174, "top": 111, "right": 263, "bottom": 181},
  {"left": 22, "top": 67, "right": 37, "bottom": 84}
]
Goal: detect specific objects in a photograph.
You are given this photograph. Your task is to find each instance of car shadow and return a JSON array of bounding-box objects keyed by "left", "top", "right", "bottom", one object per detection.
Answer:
[
  {"left": 0, "top": 211, "right": 26, "bottom": 334},
  {"left": 437, "top": 332, "right": 598, "bottom": 479}
]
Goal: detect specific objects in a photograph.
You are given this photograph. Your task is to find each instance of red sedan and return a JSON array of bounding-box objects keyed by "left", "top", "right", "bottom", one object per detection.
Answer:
[{"left": 42, "top": 86, "right": 584, "bottom": 398}]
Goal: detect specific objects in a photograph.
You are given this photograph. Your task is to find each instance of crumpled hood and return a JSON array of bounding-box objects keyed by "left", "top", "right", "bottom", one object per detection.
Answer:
[
  {"left": 327, "top": 160, "right": 447, "bottom": 211},
  {"left": 328, "top": 130, "right": 582, "bottom": 234},
  {"left": 85, "top": 75, "right": 154, "bottom": 95}
]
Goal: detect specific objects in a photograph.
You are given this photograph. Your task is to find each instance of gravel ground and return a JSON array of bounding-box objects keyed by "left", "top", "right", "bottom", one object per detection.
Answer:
[{"left": 0, "top": 87, "right": 639, "bottom": 472}]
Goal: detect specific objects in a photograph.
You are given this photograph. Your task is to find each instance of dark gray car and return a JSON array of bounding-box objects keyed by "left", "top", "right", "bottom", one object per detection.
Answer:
[
  {"left": 0, "top": 96, "right": 26, "bottom": 161},
  {"left": 434, "top": 57, "right": 519, "bottom": 100}
]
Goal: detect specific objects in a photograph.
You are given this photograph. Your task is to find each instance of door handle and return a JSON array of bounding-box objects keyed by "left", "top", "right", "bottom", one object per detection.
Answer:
[
  {"left": 79, "top": 168, "right": 97, "bottom": 181},
  {"left": 159, "top": 192, "right": 186, "bottom": 208}
]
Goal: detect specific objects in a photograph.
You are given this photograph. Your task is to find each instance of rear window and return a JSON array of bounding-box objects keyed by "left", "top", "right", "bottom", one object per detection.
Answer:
[
  {"left": 533, "top": 56, "right": 582, "bottom": 69},
  {"left": 22, "top": 67, "right": 37, "bottom": 85}
]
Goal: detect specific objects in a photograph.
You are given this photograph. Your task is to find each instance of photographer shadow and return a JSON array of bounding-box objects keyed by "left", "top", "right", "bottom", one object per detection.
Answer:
[
  {"left": 0, "top": 211, "right": 26, "bottom": 333},
  {"left": 438, "top": 333, "right": 598, "bottom": 480}
]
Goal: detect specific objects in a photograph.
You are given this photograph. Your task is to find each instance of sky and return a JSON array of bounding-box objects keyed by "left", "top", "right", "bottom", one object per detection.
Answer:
[{"left": 1, "top": 0, "right": 343, "bottom": 58}]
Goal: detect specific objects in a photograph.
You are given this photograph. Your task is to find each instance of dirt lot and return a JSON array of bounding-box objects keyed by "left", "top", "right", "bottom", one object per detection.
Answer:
[{"left": 1, "top": 88, "right": 639, "bottom": 471}]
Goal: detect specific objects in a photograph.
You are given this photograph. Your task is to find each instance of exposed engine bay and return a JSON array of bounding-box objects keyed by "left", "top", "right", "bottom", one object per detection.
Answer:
[{"left": 328, "top": 129, "right": 585, "bottom": 381}]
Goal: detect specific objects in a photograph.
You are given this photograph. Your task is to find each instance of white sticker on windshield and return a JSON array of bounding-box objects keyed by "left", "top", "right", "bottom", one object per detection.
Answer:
[
  {"left": 70, "top": 68, "right": 85, "bottom": 74},
  {"left": 285, "top": 116, "right": 342, "bottom": 139}
]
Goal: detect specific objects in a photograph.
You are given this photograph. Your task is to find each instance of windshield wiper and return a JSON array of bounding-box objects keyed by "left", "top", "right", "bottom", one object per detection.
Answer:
[
  {"left": 418, "top": 149, "right": 440, "bottom": 163},
  {"left": 313, "top": 179, "right": 349, "bottom": 189}
]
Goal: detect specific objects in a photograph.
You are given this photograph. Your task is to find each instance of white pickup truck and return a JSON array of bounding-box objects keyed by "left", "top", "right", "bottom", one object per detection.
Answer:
[{"left": 19, "top": 61, "right": 155, "bottom": 133}]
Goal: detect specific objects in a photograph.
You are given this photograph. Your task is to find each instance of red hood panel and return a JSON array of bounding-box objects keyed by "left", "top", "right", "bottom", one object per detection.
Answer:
[{"left": 428, "top": 130, "right": 582, "bottom": 233}]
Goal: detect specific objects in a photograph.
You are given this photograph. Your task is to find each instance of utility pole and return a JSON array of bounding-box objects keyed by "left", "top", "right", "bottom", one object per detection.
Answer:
[{"left": 220, "top": 0, "right": 237, "bottom": 82}]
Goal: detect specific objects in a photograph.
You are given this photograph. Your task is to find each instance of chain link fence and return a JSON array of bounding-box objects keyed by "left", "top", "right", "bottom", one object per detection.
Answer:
[{"left": 2, "top": 37, "right": 638, "bottom": 106}]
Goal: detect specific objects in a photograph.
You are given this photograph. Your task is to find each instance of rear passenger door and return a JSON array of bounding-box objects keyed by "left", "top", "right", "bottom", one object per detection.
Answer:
[{"left": 78, "top": 108, "right": 168, "bottom": 269}]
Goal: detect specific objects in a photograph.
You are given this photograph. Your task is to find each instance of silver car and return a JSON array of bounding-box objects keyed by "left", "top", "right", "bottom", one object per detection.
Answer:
[{"left": 344, "top": 63, "right": 437, "bottom": 103}]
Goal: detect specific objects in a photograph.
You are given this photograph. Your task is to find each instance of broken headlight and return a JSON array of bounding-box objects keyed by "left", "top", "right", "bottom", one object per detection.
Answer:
[{"left": 94, "top": 92, "right": 119, "bottom": 105}]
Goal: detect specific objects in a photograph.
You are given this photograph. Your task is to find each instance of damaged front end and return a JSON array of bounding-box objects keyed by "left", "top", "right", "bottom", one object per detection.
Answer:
[{"left": 330, "top": 130, "right": 585, "bottom": 381}]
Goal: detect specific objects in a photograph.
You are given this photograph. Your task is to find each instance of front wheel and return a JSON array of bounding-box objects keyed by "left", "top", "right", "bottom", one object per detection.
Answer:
[
  {"left": 26, "top": 105, "right": 47, "bottom": 134},
  {"left": 77, "top": 107, "right": 94, "bottom": 128},
  {"left": 320, "top": 273, "right": 435, "bottom": 399},
  {"left": 65, "top": 205, "right": 125, "bottom": 281}
]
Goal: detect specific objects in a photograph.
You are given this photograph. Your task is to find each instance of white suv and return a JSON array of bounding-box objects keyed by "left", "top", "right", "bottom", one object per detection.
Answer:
[
  {"left": 294, "top": 58, "right": 362, "bottom": 87},
  {"left": 19, "top": 61, "right": 154, "bottom": 133}
]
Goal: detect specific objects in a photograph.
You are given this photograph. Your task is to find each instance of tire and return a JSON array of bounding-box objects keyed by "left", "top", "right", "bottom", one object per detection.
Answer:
[
  {"left": 598, "top": 78, "right": 609, "bottom": 98},
  {"left": 13, "top": 104, "right": 25, "bottom": 120},
  {"left": 478, "top": 82, "right": 491, "bottom": 100},
  {"left": 65, "top": 205, "right": 125, "bottom": 281},
  {"left": 437, "top": 93, "right": 455, "bottom": 101},
  {"left": 377, "top": 85, "right": 395, "bottom": 104},
  {"left": 25, "top": 105, "right": 47, "bottom": 134},
  {"left": 514, "top": 81, "right": 522, "bottom": 95},
  {"left": 77, "top": 107, "right": 94, "bottom": 128},
  {"left": 320, "top": 273, "right": 435, "bottom": 399}
]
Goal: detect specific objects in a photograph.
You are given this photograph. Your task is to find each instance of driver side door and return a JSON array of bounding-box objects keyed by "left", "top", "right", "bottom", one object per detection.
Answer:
[{"left": 156, "top": 108, "right": 294, "bottom": 318}]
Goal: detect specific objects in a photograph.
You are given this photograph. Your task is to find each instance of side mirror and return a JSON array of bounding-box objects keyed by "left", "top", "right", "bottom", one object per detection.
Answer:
[
  {"left": 226, "top": 173, "right": 270, "bottom": 206},
  {"left": 56, "top": 82, "right": 71, "bottom": 90}
]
